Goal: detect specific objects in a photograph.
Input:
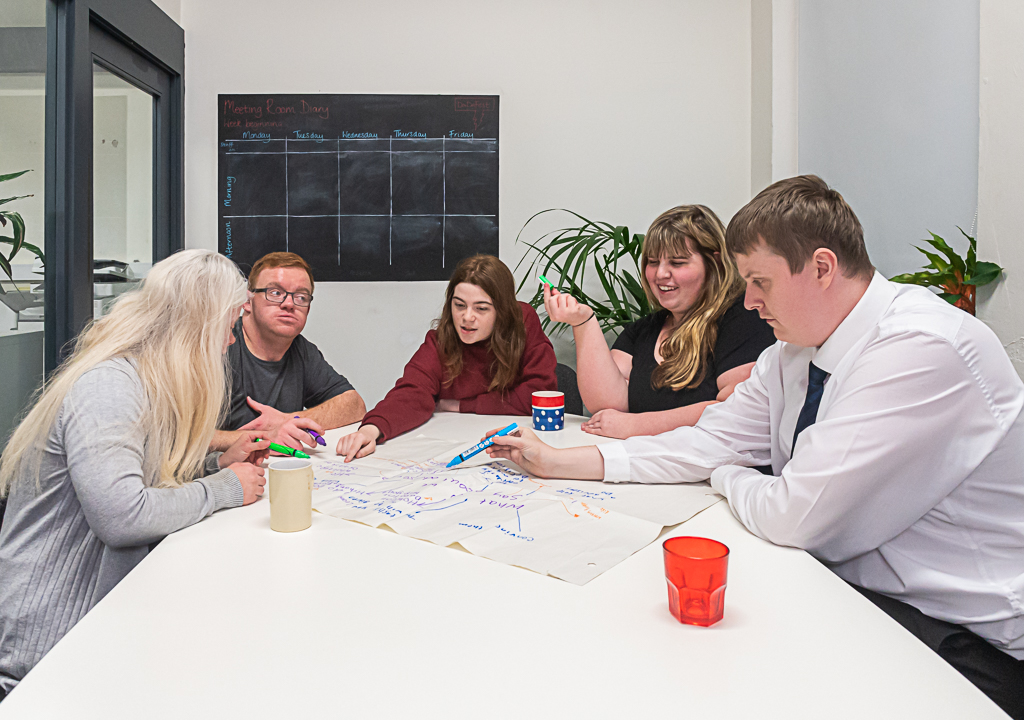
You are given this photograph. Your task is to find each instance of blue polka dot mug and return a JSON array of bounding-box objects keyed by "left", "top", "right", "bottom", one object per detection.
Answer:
[{"left": 532, "top": 391, "right": 565, "bottom": 431}]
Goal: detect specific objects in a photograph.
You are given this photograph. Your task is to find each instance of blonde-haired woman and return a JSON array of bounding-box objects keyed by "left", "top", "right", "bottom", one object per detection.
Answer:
[
  {"left": 544, "top": 205, "right": 775, "bottom": 439},
  {"left": 0, "top": 249, "right": 269, "bottom": 698}
]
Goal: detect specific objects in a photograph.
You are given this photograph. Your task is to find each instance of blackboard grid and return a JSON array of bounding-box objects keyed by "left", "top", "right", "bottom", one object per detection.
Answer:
[{"left": 221, "top": 136, "right": 497, "bottom": 278}]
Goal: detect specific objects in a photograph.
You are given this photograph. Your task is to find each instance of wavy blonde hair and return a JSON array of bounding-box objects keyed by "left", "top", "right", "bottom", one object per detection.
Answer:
[
  {"left": 640, "top": 205, "right": 744, "bottom": 391},
  {"left": 0, "top": 249, "right": 247, "bottom": 496}
]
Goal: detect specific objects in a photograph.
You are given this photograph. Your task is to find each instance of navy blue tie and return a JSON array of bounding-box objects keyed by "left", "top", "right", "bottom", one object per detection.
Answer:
[{"left": 792, "top": 362, "right": 829, "bottom": 452}]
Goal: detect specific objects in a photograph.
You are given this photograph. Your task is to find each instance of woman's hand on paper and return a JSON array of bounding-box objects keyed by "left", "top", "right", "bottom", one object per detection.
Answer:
[
  {"left": 336, "top": 425, "right": 380, "bottom": 463},
  {"left": 581, "top": 409, "right": 634, "bottom": 439},
  {"left": 543, "top": 284, "right": 593, "bottom": 327},
  {"left": 230, "top": 462, "right": 267, "bottom": 505}
]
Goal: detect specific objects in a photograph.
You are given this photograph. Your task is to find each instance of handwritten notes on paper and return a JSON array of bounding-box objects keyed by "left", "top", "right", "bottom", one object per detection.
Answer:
[{"left": 311, "top": 436, "right": 721, "bottom": 585}]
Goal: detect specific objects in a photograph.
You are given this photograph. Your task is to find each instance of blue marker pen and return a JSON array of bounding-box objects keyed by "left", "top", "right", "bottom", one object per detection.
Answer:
[
  {"left": 296, "top": 416, "right": 326, "bottom": 446},
  {"left": 446, "top": 423, "right": 519, "bottom": 468}
]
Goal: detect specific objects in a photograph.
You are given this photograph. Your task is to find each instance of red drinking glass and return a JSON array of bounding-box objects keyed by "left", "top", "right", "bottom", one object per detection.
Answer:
[{"left": 663, "top": 536, "right": 730, "bottom": 627}]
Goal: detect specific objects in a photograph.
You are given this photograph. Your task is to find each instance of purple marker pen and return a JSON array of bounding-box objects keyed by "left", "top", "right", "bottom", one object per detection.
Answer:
[{"left": 295, "top": 416, "right": 326, "bottom": 446}]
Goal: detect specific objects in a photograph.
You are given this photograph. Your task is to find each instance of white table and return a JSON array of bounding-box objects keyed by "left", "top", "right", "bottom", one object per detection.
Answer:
[{"left": 0, "top": 415, "right": 1007, "bottom": 719}]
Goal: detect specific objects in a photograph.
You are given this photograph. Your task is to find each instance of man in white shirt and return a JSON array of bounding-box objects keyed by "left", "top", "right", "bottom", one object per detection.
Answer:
[{"left": 487, "top": 176, "right": 1024, "bottom": 718}]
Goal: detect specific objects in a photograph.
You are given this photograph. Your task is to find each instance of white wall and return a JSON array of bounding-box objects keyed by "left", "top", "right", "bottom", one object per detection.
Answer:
[
  {"left": 977, "top": 0, "right": 1024, "bottom": 374},
  {"left": 749, "top": 0, "right": 798, "bottom": 194},
  {"left": 750, "top": 0, "right": 773, "bottom": 194},
  {"left": 771, "top": 0, "right": 798, "bottom": 182},
  {"left": 798, "top": 1, "right": 980, "bottom": 280},
  {"left": 180, "top": 0, "right": 754, "bottom": 406}
]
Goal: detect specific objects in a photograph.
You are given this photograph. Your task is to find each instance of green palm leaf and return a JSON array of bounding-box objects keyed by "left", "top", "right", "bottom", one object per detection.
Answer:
[
  {"left": 969, "top": 262, "right": 1002, "bottom": 286},
  {"left": 515, "top": 209, "right": 651, "bottom": 336},
  {"left": 890, "top": 271, "right": 944, "bottom": 287},
  {"left": 924, "top": 232, "right": 967, "bottom": 277},
  {"left": 914, "top": 245, "right": 953, "bottom": 275},
  {"left": 0, "top": 170, "right": 31, "bottom": 184},
  {"left": 0, "top": 211, "right": 26, "bottom": 259},
  {"left": 0, "top": 170, "right": 41, "bottom": 282},
  {"left": 0, "top": 194, "right": 32, "bottom": 208},
  {"left": 962, "top": 227, "right": 977, "bottom": 273}
]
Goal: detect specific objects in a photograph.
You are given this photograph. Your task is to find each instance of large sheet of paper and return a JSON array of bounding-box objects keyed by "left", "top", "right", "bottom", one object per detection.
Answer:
[{"left": 311, "top": 435, "right": 720, "bottom": 585}]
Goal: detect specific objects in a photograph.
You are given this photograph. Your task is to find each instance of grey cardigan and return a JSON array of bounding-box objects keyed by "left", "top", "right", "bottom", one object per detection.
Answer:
[{"left": 0, "top": 359, "right": 243, "bottom": 694}]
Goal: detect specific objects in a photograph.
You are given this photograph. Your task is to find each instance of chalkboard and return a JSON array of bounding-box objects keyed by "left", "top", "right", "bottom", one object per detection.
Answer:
[{"left": 218, "top": 94, "right": 499, "bottom": 282}]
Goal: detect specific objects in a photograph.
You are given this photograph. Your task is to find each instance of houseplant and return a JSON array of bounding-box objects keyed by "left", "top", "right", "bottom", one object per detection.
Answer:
[
  {"left": 514, "top": 209, "right": 650, "bottom": 335},
  {"left": 0, "top": 169, "right": 45, "bottom": 288},
  {"left": 889, "top": 228, "right": 1002, "bottom": 316}
]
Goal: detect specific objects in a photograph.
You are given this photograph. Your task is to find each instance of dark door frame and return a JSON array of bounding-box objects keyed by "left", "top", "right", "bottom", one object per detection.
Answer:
[{"left": 44, "top": 0, "right": 184, "bottom": 374}]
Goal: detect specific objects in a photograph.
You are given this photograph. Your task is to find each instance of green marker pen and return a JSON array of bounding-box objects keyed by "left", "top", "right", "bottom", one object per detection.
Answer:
[{"left": 256, "top": 439, "right": 311, "bottom": 459}]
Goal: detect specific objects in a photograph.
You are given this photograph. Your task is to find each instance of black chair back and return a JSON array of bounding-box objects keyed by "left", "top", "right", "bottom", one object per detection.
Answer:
[{"left": 555, "top": 363, "right": 585, "bottom": 416}]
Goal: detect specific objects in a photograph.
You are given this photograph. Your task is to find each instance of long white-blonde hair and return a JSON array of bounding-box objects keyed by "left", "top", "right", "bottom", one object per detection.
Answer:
[{"left": 0, "top": 249, "right": 247, "bottom": 496}]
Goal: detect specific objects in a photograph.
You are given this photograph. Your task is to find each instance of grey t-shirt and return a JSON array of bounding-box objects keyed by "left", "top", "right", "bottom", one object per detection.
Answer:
[{"left": 224, "top": 318, "right": 354, "bottom": 429}]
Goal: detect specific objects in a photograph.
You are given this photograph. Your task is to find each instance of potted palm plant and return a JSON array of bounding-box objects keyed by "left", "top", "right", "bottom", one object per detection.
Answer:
[
  {"left": 514, "top": 209, "right": 650, "bottom": 335},
  {"left": 0, "top": 170, "right": 46, "bottom": 327},
  {"left": 0, "top": 169, "right": 45, "bottom": 284},
  {"left": 889, "top": 229, "right": 1002, "bottom": 316}
]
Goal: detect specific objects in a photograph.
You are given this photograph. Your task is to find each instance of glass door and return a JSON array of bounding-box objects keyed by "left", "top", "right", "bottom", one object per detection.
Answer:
[
  {"left": 0, "top": 0, "right": 47, "bottom": 454},
  {"left": 92, "top": 63, "right": 153, "bottom": 316},
  {"left": 0, "top": 0, "right": 48, "bottom": 525}
]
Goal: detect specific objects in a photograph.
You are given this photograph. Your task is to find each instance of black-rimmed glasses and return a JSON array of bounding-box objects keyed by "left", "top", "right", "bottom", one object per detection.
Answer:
[{"left": 252, "top": 287, "right": 313, "bottom": 307}]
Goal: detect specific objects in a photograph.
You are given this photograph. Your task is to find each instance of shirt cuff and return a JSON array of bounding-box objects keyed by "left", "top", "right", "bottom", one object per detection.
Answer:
[
  {"left": 597, "top": 442, "right": 631, "bottom": 483},
  {"left": 198, "top": 468, "right": 244, "bottom": 512}
]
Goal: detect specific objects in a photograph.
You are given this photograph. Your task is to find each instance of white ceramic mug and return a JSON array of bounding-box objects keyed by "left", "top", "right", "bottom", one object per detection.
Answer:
[{"left": 268, "top": 458, "right": 313, "bottom": 533}]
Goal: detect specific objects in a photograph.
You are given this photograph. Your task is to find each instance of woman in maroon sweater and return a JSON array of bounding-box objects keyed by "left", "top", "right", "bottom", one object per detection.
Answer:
[{"left": 337, "top": 255, "right": 557, "bottom": 460}]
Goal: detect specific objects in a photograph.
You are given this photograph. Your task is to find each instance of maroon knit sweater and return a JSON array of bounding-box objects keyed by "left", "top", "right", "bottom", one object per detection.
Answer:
[{"left": 362, "top": 302, "right": 557, "bottom": 441}]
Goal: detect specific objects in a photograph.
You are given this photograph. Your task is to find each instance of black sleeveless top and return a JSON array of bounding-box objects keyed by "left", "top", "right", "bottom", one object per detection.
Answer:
[{"left": 611, "top": 298, "right": 776, "bottom": 413}]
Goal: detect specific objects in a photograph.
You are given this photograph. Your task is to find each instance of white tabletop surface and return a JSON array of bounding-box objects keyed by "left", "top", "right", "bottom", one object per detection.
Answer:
[{"left": 0, "top": 414, "right": 1007, "bottom": 719}]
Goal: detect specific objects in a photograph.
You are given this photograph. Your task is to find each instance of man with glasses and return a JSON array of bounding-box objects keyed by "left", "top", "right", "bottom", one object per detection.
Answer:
[{"left": 212, "top": 252, "right": 365, "bottom": 453}]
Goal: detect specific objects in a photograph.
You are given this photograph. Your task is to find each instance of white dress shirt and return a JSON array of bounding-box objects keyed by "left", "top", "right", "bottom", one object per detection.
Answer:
[{"left": 599, "top": 273, "right": 1024, "bottom": 658}]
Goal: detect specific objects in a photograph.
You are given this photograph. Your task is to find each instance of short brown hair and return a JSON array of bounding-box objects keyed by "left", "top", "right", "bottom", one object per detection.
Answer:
[
  {"left": 726, "top": 175, "right": 873, "bottom": 279},
  {"left": 247, "top": 252, "right": 315, "bottom": 293}
]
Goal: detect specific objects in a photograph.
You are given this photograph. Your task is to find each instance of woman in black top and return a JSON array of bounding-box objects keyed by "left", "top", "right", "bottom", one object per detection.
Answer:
[{"left": 543, "top": 205, "right": 776, "bottom": 439}]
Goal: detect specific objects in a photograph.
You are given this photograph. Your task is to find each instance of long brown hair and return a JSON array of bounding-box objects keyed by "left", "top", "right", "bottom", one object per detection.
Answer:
[
  {"left": 435, "top": 255, "right": 526, "bottom": 392},
  {"left": 640, "top": 205, "right": 744, "bottom": 391}
]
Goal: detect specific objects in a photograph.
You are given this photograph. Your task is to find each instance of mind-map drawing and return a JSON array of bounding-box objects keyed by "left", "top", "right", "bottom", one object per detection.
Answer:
[{"left": 311, "top": 455, "right": 721, "bottom": 585}]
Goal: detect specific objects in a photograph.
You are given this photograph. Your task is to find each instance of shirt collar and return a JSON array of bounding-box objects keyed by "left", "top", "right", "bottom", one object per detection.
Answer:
[{"left": 812, "top": 271, "right": 896, "bottom": 374}]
